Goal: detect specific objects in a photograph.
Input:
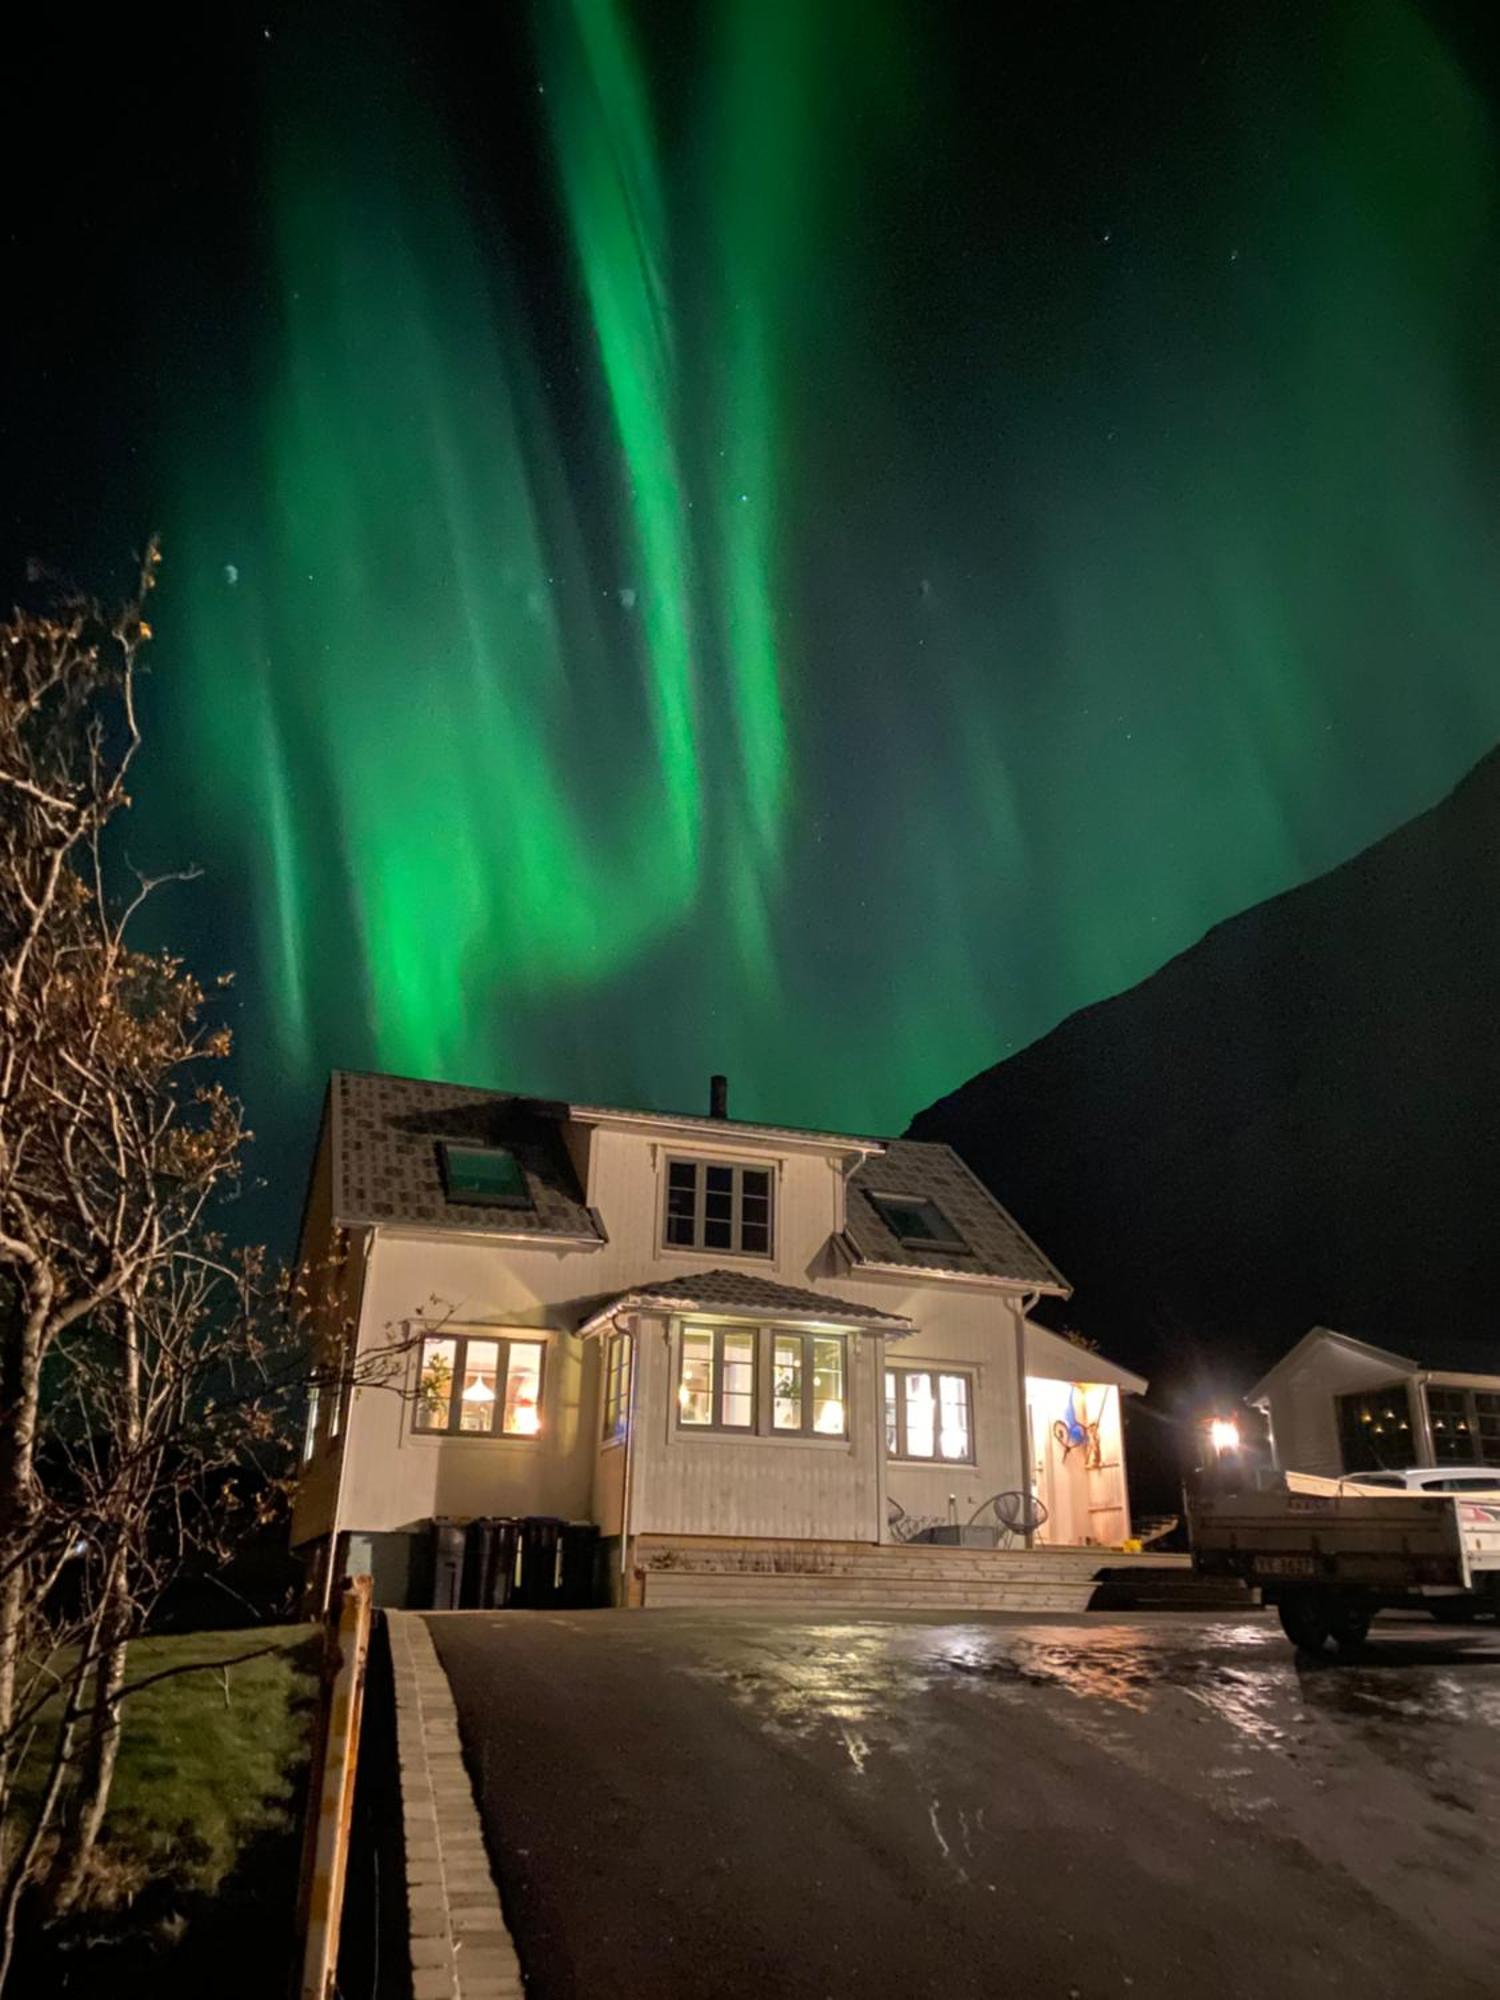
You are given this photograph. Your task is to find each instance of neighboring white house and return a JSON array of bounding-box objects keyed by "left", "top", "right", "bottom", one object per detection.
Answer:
[
  {"left": 1249, "top": 1325, "right": 1500, "bottom": 1479},
  {"left": 291, "top": 1071, "right": 1147, "bottom": 1606}
]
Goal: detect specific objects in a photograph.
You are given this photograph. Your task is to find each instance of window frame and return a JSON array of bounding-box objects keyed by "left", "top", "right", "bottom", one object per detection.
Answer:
[
  {"left": 771, "top": 1331, "right": 849, "bottom": 1440},
  {"left": 1335, "top": 1385, "right": 1412, "bottom": 1471},
  {"left": 675, "top": 1323, "right": 759, "bottom": 1433},
  {"left": 437, "top": 1141, "right": 534, "bottom": 1210},
  {"left": 302, "top": 1383, "right": 321, "bottom": 1465},
  {"left": 1426, "top": 1383, "right": 1500, "bottom": 1466},
  {"left": 601, "top": 1329, "right": 633, "bottom": 1446},
  {"left": 865, "top": 1190, "right": 969, "bottom": 1255},
  {"left": 410, "top": 1329, "right": 547, "bottom": 1440},
  {"left": 673, "top": 1320, "right": 849, "bottom": 1442},
  {"left": 884, "top": 1363, "right": 977, "bottom": 1464},
  {"left": 661, "top": 1157, "right": 775, "bottom": 1258}
]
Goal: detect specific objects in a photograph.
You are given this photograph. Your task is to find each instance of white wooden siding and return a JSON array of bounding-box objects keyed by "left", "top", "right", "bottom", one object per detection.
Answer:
[
  {"left": 1265, "top": 1344, "right": 1417, "bottom": 1477},
  {"left": 305, "top": 1119, "right": 1043, "bottom": 1547}
]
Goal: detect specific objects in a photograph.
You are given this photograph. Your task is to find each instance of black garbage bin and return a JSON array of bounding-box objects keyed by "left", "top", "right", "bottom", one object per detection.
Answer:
[
  {"left": 462, "top": 1517, "right": 519, "bottom": 1609},
  {"left": 516, "top": 1517, "right": 565, "bottom": 1608},
  {"left": 558, "top": 1522, "right": 601, "bottom": 1608},
  {"left": 430, "top": 1518, "right": 465, "bottom": 1610},
  {"left": 460, "top": 1519, "right": 493, "bottom": 1609}
]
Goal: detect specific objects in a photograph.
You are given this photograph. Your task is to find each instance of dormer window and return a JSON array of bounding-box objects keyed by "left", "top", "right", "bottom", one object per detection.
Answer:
[
  {"left": 438, "top": 1142, "right": 532, "bottom": 1208},
  {"left": 867, "top": 1192, "right": 967, "bottom": 1255},
  {"left": 663, "top": 1159, "right": 773, "bottom": 1256}
]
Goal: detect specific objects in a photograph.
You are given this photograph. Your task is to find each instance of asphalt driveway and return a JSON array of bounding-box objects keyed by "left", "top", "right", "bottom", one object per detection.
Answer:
[{"left": 427, "top": 1609, "right": 1500, "bottom": 2000}]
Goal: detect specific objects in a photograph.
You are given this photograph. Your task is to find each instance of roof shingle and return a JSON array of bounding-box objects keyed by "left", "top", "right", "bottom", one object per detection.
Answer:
[
  {"left": 844, "top": 1138, "right": 1067, "bottom": 1290},
  {"left": 331, "top": 1071, "right": 600, "bottom": 1239},
  {"left": 577, "top": 1269, "right": 915, "bottom": 1337}
]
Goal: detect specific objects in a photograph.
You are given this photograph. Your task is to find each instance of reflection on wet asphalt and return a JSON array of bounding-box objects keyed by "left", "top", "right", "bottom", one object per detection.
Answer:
[{"left": 431, "top": 1609, "right": 1500, "bottom": 2000}]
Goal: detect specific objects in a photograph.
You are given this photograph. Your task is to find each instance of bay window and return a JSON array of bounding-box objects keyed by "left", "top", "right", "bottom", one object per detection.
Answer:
[
  {"left": 885, "top": 1366, "right": 974, "bottom": 1463},
  {"left": 413, "top": 1331, "right": 545, "bottom": 1438},
  {"left": 676, "top": 1323, "right": 848, "bottom": 1439},
  {"left": 773, "top": 1334, "right": 847, "bottom": 1437},
  {"left": 602, "top": 1330, "right": 633, "bottom": 1444}
]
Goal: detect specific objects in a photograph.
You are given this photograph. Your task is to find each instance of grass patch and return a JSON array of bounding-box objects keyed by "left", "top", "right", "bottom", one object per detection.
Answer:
[
  {"left": 11, "top": 1624, "right": 321, "bottom": 1996},
  {"left": 90, "top": 1624, "right": 320, "bottom": 1899}
]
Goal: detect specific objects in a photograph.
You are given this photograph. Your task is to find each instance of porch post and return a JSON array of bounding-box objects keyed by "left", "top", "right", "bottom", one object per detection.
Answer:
[
  {"left": 872, "top": 1335, "right": 890, "bottom": 1544},
  {"left": 1407, "top": 1374, "right": 1435, "bottom": 1466},
  {"left": 1013, "top": 1298, "right": 1034, "bottom": 1548}
]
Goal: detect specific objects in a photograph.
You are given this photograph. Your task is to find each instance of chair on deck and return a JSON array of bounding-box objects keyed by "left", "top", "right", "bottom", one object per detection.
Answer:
[{"left": 965, "top": 1491, "right": 1049, "bottom": 1549}]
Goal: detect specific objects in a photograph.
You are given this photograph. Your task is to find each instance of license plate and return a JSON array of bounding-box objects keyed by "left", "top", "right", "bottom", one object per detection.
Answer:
[{"left": 1255, "top": 1555, "right": 1317, "bottom": 1578}]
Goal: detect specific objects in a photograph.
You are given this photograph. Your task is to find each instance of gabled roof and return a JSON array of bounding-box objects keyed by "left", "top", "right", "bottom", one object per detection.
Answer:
[
  {"left": 1246, "top": 1326, "right": 1415, "bottom": 1405},
  {"left": 329, "top": 1071, "right": 601, "bottom": 1241},
  {"left": 569, "top": 1101, "right": 884, "bottom": 1154},
  {"left": 576, "top": 1269, "right": 915, "bottom": 1339},
  {"left": 843, "top": 1139, "right": 1068, "bottom": 1292},
  {"left": 323, "top": 1069, "right": 1067, "bottom": 1290}
]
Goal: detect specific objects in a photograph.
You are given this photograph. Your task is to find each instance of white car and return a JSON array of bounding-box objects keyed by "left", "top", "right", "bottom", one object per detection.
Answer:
[{"left": 1344, "top": 1465, "right": 1500, "bottom": 1493}]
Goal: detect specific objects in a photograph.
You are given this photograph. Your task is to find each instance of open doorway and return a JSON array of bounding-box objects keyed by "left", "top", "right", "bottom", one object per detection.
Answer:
[{"left": 1025, "top": 1377, "right": 1130, "bottom": 1546}]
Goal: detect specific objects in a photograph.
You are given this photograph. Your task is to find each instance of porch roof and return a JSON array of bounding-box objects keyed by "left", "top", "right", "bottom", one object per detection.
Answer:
[
  {"left": 576, "top": 1269, "right": 916, "bottom": 1339},
  {"left": 1024, "top": 1319, "right": 1148, "bottom": 1396}
]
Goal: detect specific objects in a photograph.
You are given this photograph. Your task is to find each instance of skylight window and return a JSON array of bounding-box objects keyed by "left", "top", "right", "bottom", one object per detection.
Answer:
[
  {"left": 867, "top": 1192, "right": 968, "bottom": 1254},
  {"left": 438, "top": 1143, "right": 532, "bottom": 1208}
]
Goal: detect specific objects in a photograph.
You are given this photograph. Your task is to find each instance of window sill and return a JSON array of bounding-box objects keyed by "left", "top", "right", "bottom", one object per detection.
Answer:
[
  {"left": 407, "top": 1431, "right": 545, "bottom": 1446},
  {"left": 674, "top": 1427, "right": 852, "bottom": 1449},
  {"left": 656, "top": 1243, "right": 777, "bottom": 1267},
  {"left": 886, "top": 1455, "right": 978, "bottom": 1469}
]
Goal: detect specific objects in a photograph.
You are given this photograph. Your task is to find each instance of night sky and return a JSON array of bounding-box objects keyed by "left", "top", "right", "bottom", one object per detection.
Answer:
[{"left": 6, "top": 1, "right": 1500, "bottom": 1249}]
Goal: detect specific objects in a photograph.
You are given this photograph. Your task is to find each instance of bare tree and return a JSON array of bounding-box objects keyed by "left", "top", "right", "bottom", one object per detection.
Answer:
[{"left": 0, "top": 550, "right": 341, "bottom": 1980}]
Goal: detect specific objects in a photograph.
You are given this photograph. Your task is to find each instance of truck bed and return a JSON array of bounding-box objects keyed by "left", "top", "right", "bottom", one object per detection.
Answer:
[{"left": 1191, "top": 1475, "right": 1500, "bottom": 1594}]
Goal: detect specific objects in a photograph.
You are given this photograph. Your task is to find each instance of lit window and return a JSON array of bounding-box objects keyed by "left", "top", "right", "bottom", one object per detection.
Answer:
[
  {"left": 412, "top": 1331, "right": 546, "bottom": 1437},
  {"left": 771, "top": 1334, "right": 847, "bottom": 1438},
  {"left": 602, "top": 1330, "right": 633, "bottom": 1444},
  {"left": 1427, "top": 1386, "right": 1498, "bottom": 1467},
  {"left": 677, "top": 1324, "right": 847, "bottom": 1439},
  {"left": 885, "top": 1366, "right": 974, "bottom": 1462},
  {"left": 438, "top": 1143, "right": 532, "bottom": 1208},
  {"left": 678, "top": 1325, "right": 754, "bottom": 1430},
  {"left": 663, "top": 1160, "right": 773, "bottom": 1255},
  {"left": 867, "top": 1192, "right": 968, "bottom": 1254}
]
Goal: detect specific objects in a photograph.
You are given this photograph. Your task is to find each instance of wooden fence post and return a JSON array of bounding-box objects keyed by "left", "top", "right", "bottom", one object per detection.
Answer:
[{"left": 296, "top": 1573, "right": 373, "bottom": 2000}]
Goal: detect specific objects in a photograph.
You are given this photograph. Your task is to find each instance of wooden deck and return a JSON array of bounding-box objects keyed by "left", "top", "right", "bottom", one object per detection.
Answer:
[{"left": 630, "top": 1534, "right": 1189, "bottom": 1612}]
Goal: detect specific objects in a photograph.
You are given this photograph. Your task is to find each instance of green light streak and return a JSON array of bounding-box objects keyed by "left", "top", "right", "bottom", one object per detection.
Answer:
[
  {"left": 538, "top": 0, "right": 701, "bottom": 878},
  {"left": 146, "top": 0, "right": 1500, "bottom": 1169}
]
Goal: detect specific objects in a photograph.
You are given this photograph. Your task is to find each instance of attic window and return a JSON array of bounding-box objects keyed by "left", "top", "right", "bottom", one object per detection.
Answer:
[
  {"left": 438, "top": 1143, "right": 532, "bottom": 1208},
  {"left": 867, "top": 1192, "right": 968, "bottom": 1254}
]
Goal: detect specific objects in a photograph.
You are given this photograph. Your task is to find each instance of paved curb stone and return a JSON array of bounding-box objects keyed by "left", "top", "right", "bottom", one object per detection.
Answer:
[{"left": 389, "top": 1612, "right": 526, "bottom": 1999}]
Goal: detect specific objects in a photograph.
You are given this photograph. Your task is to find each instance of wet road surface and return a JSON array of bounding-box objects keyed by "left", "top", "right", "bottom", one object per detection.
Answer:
[{"left": 427, "top": 1609, "right": 1500, "bottom": 2000}]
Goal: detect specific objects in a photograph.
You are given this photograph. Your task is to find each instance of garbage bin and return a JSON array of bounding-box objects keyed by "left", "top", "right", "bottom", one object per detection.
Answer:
[
  {"left": 461, "top": 1519, "right": 494, "bottom": 1609},
  {"left": 516, "top": 1517, "right": 565, "bottom": 1609},
  {"left": 558, "top": 1522, "right": 601, "bottom": 1608},
  {"left": 462, "top": 1517, "right": 520, "bottom": 1609},
  {"left": 430, "top": 1518, "right": 465, "bottom": 1610}
]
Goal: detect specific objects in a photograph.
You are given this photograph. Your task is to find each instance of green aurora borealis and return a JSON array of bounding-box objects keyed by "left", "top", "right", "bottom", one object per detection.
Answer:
[{"left": 115, "top": 0, "right": 1500, "bottom": 1189}]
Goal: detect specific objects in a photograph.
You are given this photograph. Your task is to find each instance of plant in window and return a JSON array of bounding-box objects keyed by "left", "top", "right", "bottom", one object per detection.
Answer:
[{"left": 418, "top": 1348, "right": 454, "bottom": 1426}]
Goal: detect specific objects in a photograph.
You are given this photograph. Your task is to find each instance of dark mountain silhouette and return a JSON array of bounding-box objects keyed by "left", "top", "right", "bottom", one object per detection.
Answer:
[{"left": 909, "top": 746, "right": 1500, "bottom": 1398}]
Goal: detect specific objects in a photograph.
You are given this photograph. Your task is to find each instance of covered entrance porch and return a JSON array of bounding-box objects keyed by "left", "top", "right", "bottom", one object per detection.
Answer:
[{"left": 1024, "top": 1321, "right": 1147, "bottom": 1547}]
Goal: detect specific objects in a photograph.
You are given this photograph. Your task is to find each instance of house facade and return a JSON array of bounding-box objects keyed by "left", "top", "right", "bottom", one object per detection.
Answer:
[
  {"left": 291, "top": 1071, "right": 1146, "bottom": 1607},
  {"left": 1249, "top": 1325, "right": 1500, "bottom": 1478}
]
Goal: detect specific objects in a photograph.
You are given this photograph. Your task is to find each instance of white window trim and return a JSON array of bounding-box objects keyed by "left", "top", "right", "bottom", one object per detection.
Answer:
[
  {"left": 885, "top": 1362, "right": 977, "bottom": 1465},
  {"left": 659, "top": 1155, "right": 776, "bottom": 1261},
  {"left": 601, "top": 1329, "right": 633, "bottom": 1448},
  {"left": 671, "top": 1318, "right": 851, "bottom": 1444},
  {"left": 407, "top": 1325, "right": 550, "bottom": 1443}
]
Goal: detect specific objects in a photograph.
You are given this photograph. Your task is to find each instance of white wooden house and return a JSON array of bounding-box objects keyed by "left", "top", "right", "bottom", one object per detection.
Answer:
[
  {"left": 291, "top": 1071, "right": 1149, "bottom": 1607},
  {"left": 1249, "top": 1326, "right": 1500, "bottom": 1478}
]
